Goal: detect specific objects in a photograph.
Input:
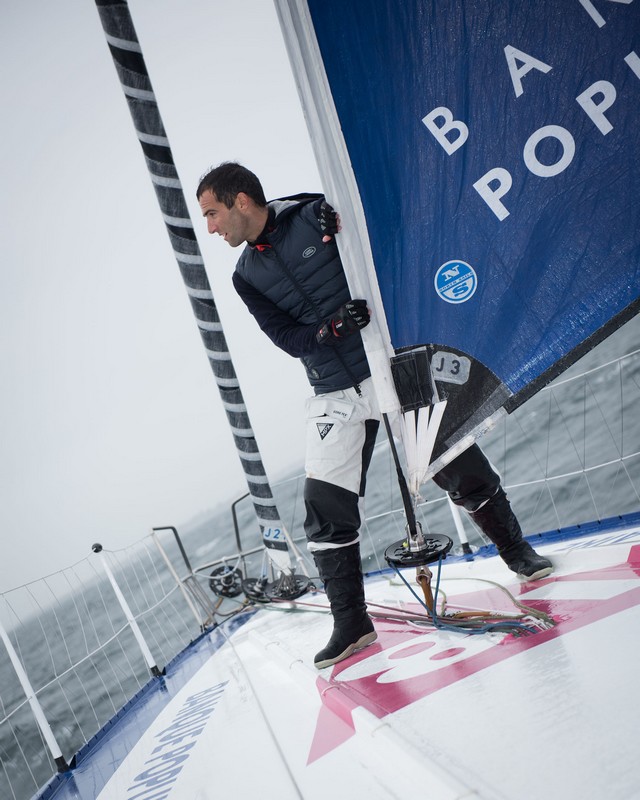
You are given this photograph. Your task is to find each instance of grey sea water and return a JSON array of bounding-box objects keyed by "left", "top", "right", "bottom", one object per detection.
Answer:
[{"left": 1, "top": 314, "right": 639, "bottom": 800}]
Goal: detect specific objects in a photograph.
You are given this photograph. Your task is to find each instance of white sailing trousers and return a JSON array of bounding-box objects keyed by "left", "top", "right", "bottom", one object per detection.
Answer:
[
  {"left": 303, "top": 378, "right": 503, "bottom": 553},
  {"left": 304, "top": 378, "right": 380, "bottom": 553}
]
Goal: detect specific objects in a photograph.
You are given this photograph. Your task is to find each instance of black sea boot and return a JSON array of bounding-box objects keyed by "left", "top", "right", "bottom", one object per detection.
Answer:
[
  {"left": 470, "top": 488, "right": 553, "bottom": 580},
  {"left": 313, "top": 544, "right": 377, "bottom": 669}
]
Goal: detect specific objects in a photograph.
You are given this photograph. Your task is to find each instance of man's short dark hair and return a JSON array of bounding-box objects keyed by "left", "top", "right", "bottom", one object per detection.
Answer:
[{"left": 196, "top": 162, "right": 267, "bottom": 208}]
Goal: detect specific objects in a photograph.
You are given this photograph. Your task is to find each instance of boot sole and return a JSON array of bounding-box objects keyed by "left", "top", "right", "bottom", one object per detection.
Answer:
[
  {"left": 517, "top": 565, "right": 553, "bottom": 581},
  {"left": 314, "top": 630, "right": 378, "bottom": 670}
]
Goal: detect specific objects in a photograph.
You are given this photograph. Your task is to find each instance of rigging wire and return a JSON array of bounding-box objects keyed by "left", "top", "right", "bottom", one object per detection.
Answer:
[{"left": 261, "top": 571, "right": 554, "bottom": 635}]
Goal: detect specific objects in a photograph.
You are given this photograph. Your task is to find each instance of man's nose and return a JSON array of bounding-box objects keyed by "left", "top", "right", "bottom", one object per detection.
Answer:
[{"left": 207, "top": 219, "right": 217, "bottom": 234}]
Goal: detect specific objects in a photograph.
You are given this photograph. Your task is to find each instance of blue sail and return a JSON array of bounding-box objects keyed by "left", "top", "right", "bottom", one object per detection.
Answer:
[{"left": 277, "top": 0, "right": 640, "bottom": 471}]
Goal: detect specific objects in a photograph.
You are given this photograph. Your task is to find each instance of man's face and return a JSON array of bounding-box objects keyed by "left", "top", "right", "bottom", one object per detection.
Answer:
[{"left": 199, "top": 189, "right": 250, "bottom": 248}]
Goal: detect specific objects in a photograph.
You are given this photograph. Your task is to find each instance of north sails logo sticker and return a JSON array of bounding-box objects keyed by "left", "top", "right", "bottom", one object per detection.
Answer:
[
  {"left": 317, "top": 422, "right": 334, "bottom": 439},
  {"left": 303, "top": 246, "right": 317, "bottom": 258},
  {"left": 434, "top": 260, "right": 477, "bottom": 303}
]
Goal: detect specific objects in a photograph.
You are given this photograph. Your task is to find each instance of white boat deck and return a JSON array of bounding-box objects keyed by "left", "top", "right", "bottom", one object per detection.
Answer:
[{"left": 40, "top": 523, "right": 640, "bottom": 800}]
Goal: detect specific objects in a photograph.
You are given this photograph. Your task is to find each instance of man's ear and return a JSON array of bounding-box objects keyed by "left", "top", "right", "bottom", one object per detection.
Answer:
[{"left": 235, "top": 191, "right": 249, "bottom": 210}]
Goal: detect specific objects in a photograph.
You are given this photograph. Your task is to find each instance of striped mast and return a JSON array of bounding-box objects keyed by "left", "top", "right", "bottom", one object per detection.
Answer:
[{"left": 94, "top": 0, "right": 292, "bottom": 576}]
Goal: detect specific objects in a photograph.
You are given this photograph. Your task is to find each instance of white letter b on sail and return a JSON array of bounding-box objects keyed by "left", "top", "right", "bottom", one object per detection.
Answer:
[{"left": 422, "top": 107, "right": 469, "bottom": 155}]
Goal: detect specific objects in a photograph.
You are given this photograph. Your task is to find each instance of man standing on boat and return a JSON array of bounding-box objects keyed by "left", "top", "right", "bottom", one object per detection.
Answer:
[{"left": 197, "top": 162, "right": 552, "bottom": 669}]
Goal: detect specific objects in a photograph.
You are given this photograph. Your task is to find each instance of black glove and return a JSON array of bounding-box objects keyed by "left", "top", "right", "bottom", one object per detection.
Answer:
[
  {"left": 316, "top": 299, "right": 370, "bottom": 343},
  {"left": 318, "top": 200, "right": 340, "bottom": 238}
]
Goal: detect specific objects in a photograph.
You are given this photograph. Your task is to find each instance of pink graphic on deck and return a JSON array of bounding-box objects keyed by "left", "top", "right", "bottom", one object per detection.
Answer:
[{"left": 307, "top": 545, "right": 640, "bottom": 763}]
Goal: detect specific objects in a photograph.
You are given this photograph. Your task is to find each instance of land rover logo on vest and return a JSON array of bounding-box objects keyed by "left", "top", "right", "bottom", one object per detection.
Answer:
[
  {"left": 434, "top": 260, "right": 477, "bottom": 304},
  {"left": 317, "top": 422, "right": 334, "bottom": 440},
  {"left": 303, "top": 246, "right": 317, "bottom": 258}
]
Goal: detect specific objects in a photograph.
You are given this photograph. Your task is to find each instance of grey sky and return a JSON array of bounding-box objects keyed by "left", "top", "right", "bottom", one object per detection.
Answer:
[{"left": 1, "top": 0, "right": 321, "bottom": 588}]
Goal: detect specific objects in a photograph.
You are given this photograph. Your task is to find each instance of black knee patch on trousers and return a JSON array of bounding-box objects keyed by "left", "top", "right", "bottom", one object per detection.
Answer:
[
  {"left": 304, "top": 478, "right": 360, "bottom": 547},
  {"left": 359, "top": 419, "right": 380, "bottom": 496}
]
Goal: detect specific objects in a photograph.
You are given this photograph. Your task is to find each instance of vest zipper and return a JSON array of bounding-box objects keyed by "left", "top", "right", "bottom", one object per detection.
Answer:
[{"left": 269, "top": 247, "right": 363, "bottom": 396}]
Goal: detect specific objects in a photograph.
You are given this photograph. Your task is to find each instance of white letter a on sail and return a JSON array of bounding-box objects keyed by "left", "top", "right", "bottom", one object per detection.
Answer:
[{"left": 504, "top": 45, "right": 552, "bottom": 98}]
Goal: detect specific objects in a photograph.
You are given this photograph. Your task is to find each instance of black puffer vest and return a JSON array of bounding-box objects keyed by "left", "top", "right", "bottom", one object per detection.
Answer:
[{"left": 235, "top": 196, "right": 371, "bottom": 393}]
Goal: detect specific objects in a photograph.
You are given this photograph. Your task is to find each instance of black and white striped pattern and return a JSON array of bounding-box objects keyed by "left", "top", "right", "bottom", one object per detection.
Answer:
[{"left": 95, "top": 0, "right": 287, "bottom": 545}]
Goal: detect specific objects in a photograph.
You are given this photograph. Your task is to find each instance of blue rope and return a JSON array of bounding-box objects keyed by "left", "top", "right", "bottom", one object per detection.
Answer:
[{"left": 392, "top": 558, "right": 537, "bottom": 636}]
